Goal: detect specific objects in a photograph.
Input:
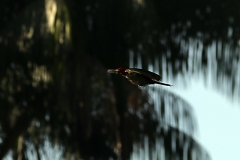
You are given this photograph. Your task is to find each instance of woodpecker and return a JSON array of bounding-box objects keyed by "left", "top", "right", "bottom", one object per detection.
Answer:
[{"left": 108, "top": 68, "right": 172, "bottom": 86}]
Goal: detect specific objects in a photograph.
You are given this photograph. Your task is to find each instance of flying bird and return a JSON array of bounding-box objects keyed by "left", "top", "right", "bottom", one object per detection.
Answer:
[{"left": 108, "top": 67, "right": 172, "bottom": 87}]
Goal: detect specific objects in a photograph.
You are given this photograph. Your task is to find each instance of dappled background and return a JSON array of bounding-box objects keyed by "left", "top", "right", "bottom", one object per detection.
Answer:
[{"left": 0, "top": 0, "right": 239, "bottom": 159}]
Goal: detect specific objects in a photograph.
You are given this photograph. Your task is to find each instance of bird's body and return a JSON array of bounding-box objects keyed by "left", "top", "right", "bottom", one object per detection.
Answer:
[{"left": 108, "top": 68, "right": 172, "bottom": 87}]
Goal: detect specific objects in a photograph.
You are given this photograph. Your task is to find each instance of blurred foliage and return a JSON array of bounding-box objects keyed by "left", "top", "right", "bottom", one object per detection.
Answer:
[{"left": 0, "top": 0, "right": 239, "bottom": 159}]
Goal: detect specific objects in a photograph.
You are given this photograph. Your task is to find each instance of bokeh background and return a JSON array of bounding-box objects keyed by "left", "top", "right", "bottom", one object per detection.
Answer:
[{"left": 0, "top": 0, "right": 240, "bottom": 159}]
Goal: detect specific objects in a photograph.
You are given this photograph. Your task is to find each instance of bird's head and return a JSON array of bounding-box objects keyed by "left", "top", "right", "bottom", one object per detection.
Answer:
[{"left": 108, "top": 67, "right": 127, "bottom": 76}]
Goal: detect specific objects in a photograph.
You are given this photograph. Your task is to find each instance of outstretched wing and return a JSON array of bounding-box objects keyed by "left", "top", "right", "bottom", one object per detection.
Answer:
[{"left": 125, "top": 68, "right": 162, "bottom": 81}]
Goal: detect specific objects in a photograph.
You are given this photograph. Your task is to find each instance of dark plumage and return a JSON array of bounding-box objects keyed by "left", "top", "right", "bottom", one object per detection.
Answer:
[{"left": 108, "top": 67, "right": 172, "bottom": 87}]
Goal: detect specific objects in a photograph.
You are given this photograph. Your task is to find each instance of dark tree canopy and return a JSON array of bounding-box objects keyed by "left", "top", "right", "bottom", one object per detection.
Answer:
[{"left": 0, "top": 0, "right": 239, "bottom": 159}]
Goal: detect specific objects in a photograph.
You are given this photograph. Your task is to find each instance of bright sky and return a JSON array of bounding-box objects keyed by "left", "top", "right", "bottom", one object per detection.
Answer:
[{"left": 173, "top": 78, "right": 240, "bottom": 160}]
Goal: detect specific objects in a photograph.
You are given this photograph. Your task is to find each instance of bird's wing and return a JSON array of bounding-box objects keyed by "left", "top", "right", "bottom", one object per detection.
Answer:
[{"left": 126, "top": 68, "right": 162, "bottom": 81}]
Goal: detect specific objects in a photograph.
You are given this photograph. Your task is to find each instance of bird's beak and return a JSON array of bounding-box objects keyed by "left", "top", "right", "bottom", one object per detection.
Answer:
[{"left": 108, "top": 69, "right": 118, "bottom": 74}]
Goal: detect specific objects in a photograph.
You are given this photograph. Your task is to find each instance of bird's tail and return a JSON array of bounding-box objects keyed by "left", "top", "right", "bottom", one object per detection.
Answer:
[{"left": 155, "top": 81, "right": 173, "bottom": 87}]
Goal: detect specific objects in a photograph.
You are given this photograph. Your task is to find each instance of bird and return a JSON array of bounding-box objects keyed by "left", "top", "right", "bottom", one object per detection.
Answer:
[{"left": 108, "top": 67, "right": 172, "bottom": 87}]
